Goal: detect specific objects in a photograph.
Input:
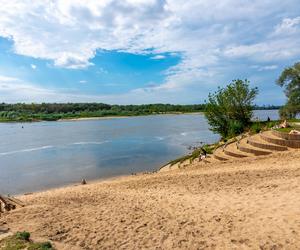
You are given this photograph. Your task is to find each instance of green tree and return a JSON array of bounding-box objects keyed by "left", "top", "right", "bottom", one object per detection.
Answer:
[
  {"left": 205, "top": 79, "right": 258, "bottom": 138},
  {"left": 276, "top": 62, "right": 300, "bottom": 119}
]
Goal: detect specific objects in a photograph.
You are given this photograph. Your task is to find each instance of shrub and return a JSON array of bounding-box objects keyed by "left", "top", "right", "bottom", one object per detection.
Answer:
[
  {"left": 250, "top": 122, "right": 262, "bottom": 134},
  {"left": 228, "top": 120, "right": 244, "bottom": 138},
  {"left": 277, "top": 62, "right": 300, "bottom": 119},
  {"left": 16, "top": 231, "right": 30, "bottom": 241},
  {"left": 265, "top": 121, "right": 277, "bottom": 129},
  {"left": 205, "top": 79, "right": 258, "bottom": 138},
  {"left": 28, "top": 241, "right": 53, "bottom": 250}
]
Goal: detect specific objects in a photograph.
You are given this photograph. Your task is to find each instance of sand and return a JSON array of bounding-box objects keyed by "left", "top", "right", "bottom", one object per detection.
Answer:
[
  {"left": 1, "top": 150, "right": 300, "bottom": 249},
  {"left": 58, "top": 116, "right": 130, "bottom": 121}
]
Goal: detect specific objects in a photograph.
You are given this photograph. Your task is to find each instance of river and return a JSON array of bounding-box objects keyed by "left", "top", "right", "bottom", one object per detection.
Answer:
[{"left": 0, "top": 110, "right": 279, "bottom": 194}]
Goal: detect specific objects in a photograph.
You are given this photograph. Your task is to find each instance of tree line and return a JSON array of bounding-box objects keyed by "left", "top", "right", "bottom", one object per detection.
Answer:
[
  {"left": 0, "top": 102, "right": 279, "bottom": 122},
  {"left": 0, "top": 103, "right": 206, "bottom": 121}
]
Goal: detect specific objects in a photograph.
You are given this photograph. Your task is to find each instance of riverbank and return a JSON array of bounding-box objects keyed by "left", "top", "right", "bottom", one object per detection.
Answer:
[
  {"left": 0, "top": 112, "right": 205, "bottom": 123},
  {"left": 2, "top": 149, "right": 300, "bottom": 249},
  {"left": 57, "top": 112, "right": 205, "bottom": 122}
]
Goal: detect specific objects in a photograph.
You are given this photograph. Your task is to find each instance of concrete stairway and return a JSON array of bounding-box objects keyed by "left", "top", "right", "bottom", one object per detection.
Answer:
[
  {"left": 261, "top": 130, "right": 300, "bottom": 148},
  {"left": 212, "top": 129, "right": 300, "bottom": 163},
  {"left": 224, "top": 141, "right": 251, "bottom": 158},
  {"left": 162, "top": 129, "right": 299, "bottom": 171},
  {"left": 238, "top": 137, "right": 272, "bottom": 156},
  {"left": 248, "top": 133, "right": 288, "bottom": 151}
]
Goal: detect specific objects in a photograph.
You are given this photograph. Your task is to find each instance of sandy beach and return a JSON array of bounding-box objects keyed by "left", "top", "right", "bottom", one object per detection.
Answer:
[
  {"left": 57, "top": 113, "right": 204, "bottom": 122},
  {"left": 58, "top": 116, "right": 130, "bottom": 121},
  {"left": 1, "top": 149, "right": 300, "bottom": 249}
]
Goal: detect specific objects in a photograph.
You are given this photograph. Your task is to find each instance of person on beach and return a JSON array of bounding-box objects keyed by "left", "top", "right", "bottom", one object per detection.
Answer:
[{"left": 199, "top": 147, "right": 207, "bottom": 161}]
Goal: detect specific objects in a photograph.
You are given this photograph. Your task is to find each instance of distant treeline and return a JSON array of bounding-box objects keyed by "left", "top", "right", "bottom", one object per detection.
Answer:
[
  {"left": 0, "top": 103, "right": 281, "bottom": 122},
  {"left": 253, "top": 105, "right": 282, "bottom": 110}
]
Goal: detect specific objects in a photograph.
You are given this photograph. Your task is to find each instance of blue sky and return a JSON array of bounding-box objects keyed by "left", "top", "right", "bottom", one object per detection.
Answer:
[{"left": 0, "top": 1, "right": 299, "bottom": 105}]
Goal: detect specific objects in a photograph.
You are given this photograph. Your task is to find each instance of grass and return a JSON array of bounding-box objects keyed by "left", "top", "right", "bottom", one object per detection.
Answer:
[
  {"left": 166, "top": 143, "right": 218, "bottom": 167},
  {"left": 0, "top": 232, "right": 54, "bottom": 250},
  {"left": 275, "top": 127, "right": 294, "bottom": 133}
]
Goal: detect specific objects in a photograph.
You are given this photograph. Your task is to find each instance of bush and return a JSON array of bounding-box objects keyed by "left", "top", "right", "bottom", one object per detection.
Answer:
[
  {"left": 201, "top": 144, "right": 214, "bottom": 154},
  {"left": 277, "top": 62, "right": 300, "bottom": 119},
  {"left": 250, "top": 122, "right": 262, "bottom": 134},
  {"left": 16, "top": 231, "right": 30, "bottom": 241},
  {"left": 265, "top": 121, "right": 277, "bottom": 129},
  {"left": 28, "top": 241, "right": 53, "bottom": 250},
  {"left": 228, "top": 120, "right": 244, "bottom": 138},
  {"left": 0, "top": 232, "right": 54, "bottom": 250},
  {"left": 205, "top": 79, "right": 258, "bottom": 138}
]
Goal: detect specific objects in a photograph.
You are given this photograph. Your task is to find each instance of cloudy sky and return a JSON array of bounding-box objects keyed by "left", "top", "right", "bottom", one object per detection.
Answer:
[{"left": 0, "top": 0, "right": 299, "bottom": 105}]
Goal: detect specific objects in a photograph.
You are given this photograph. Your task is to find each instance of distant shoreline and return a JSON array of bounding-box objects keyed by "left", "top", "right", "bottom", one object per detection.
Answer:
[
  {"left": 0, "top": 112, "right": 204, "bottom": 123},
  {"left": 58, "top": 116, "right": 130, "bottom": 121},
  {"left": 58, "top": 112, "right": 204, "bottom": 121}
]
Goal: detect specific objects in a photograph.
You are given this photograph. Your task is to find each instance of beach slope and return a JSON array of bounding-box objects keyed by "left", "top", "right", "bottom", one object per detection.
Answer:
[{"left": 2, "top": 150, "right": 300, "bottom": 249}]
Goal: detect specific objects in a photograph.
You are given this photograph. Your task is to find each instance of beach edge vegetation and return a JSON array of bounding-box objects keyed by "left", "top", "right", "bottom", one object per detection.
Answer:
[
  {"left": 204, "top": 79, "right": 258, "bottom": 139},
  {"left": 276, "top": 61, "right": 300, "bottom": 119}
]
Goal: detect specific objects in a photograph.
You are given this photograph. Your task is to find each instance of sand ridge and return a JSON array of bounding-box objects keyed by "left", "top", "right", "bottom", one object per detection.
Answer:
[{"left": 1, "top": 150, "right": 300, "bottom": 249}]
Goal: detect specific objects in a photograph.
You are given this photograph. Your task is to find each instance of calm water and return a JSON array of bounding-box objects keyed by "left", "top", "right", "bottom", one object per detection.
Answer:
[{"left": 0, "top": 110, "right": 279, "bottom": 194}]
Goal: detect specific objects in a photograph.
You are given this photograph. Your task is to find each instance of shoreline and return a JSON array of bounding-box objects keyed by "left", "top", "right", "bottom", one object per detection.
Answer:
[
  {"left": 0, "top": 112, "right": 204, "bottom": 123},
  {"left": 18, "top": 172, "right": 135, "bottom": 198},
  {"left": 57, "top": 116, "right": 130, "bottom": 122}
]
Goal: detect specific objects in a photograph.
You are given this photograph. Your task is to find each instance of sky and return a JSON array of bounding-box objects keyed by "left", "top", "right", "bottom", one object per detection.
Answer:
[{"left": 0, "top": 0, "right": 299, "bottom": 105}]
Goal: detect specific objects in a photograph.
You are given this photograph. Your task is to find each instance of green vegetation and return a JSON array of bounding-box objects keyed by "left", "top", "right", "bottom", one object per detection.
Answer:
[
  {"left": 249, "top": 122, "right": 263, "bottom": 134},
  {"left": 0, "top": 231, "right": 54, "bottom": 250},
  {"left": 166, "top": 143, "right": 218, "bottom": 167},
  {"left": 0, "top": 103, "right": 207, "bottom": 122},
  {"left": 277, "top": 62, "right": 300, "bottom": 119},
  {"left": 275, "top": 127, "right": 294, "bottom": 133},
  {"left": 249, "top": 120, "right": 277, "bottom": 134},
  {"left": 204, "top": 79, "right": 258, "bottom": 139},
  {"left": 15, "top": 232, "right": 30, "bottom": 241},
  {"left": 0, "top": 102, "right": 280, "bottom": 122}
]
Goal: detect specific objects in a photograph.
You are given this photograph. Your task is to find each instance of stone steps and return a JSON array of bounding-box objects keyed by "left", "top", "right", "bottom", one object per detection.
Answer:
[
  {"left": 214, "top": 144, "right": 248, "bottom": 161},
  {"left": 223, "top": 141, "right": 251, "bottom": 158},
  {"left": 202, "top": 155, "right": 220, "bottom": 164},
  {"left": 272, "top": 129, "right": 300, "bottom": 141},
  {"left": 213, "top": 146, "right": 231, "bottom": 161},
  {"left": 248, "top": 133, "right": 288, "bottom": 151},
  {"left": 261, "top": 131, "right": 300, "bottom": 148},
  {"left": 163, "top": 129, "right": 299, "bottom": 171},
  {"left": 237, "top": 137, "right": 272, "bottom": 156},
  {"left": 209, "top": 130, "right": 299, "bottom": 164}
]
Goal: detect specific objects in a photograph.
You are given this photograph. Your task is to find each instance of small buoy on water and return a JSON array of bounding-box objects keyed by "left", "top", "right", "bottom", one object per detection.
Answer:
[{"left": 81, "top": 179, "right": 87, "bottom": 185}]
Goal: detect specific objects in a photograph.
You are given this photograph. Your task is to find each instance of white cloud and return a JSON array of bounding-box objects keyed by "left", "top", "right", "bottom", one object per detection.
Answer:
[
  {"left": 0, "top": 74, "right": 210, "bottom": 104},
  {"left": 251, "top": 65, "right": 278, "bottom": 71},
  {"left": 150, "top": 55, "right": 166, "bottom": 60},
  {"left": 274, "top": 16, "right": 300, "bottom": 35},
  {"left": 0, "top": 75, "right": 104, "bottom": 103},
  {"left": 30, "top": 64, "right": 37, "bottom": 70},
  {"left": 79, "top": 80, "right": 87, "bottom": 84},
  {"left": 224, "top": 38, "right": 300, "bottom": 62},
  {"left": 0, "top": 0, "right": 299, "bottom": 102}
]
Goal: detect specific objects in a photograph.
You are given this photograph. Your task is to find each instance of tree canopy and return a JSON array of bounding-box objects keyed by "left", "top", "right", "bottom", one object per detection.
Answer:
[
  {"left": 277, "top": 62, "right": 300, "bottom": 118},
  {"left": 204, "top": 79, "right": 258, "bottom": 138},
  {"left": 0, "top": 103, "right": 206, "bottom": 122}
]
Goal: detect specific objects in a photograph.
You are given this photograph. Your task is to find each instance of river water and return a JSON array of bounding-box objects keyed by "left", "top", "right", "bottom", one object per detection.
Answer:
[{"left": 0, "top": 110, "right": 279, "bottom": 194}]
